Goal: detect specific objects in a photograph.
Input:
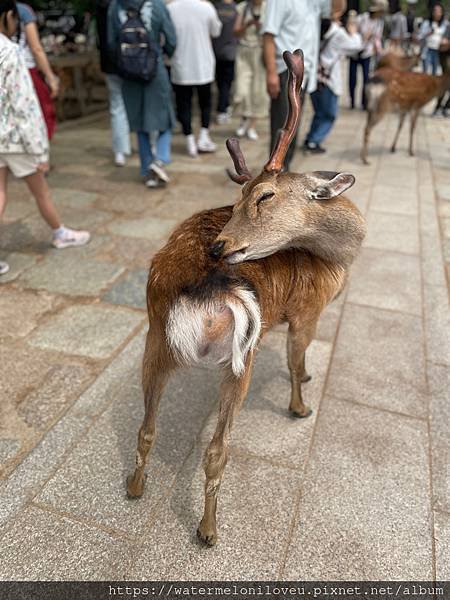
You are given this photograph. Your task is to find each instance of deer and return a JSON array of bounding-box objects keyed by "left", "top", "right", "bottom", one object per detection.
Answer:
[
  {"left": 377, "top": 51, "right": 420, "bottom": 71},
  {"left": 361, "top": 67, "right": 450, "bottom": 164},
  {"left": 126, "top": 49, "right": 366, "bottom": 547}
]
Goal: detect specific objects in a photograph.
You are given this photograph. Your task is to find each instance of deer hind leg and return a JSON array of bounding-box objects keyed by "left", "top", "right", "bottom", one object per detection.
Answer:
[
  {"left": 287, "top": 323, "right": 316, "bottom": 418},
  {"left": 197, "top": 355, "right": 254, "bottom": 547},
  {"left": 127, "top": 329, "right": 173, "bottom": 499},
  {"left": 409, "top": 109, "right": 419, "bottom": 156},
  {"left": 390, "top": 112, "right": 407, "bottom": 153}
]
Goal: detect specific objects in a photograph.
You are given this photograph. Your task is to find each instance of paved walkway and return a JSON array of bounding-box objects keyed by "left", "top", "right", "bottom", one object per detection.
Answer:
[{"left": 0, "top": 101, "right": 449, "bottom": 580}]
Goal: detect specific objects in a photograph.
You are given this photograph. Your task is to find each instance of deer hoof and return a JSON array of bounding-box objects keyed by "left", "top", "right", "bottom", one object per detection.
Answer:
[
  {"left": 126, "top": 473, "right": 147, "bottom": 499},
  {"left": 197, "top": 525, "right": 218, "bottom": 547},
  {"left": 289, "top": 406, "right": 313, "bottom": 419},
  {"left": 301, "top": 373, "right": 312, "bottom": 383},
  {"left": 390, "top": 146, "right": 396, "bottom": 153}
]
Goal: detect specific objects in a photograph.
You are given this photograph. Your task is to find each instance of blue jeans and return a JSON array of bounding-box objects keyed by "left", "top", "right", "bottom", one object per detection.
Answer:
[
  {"left": 423, "top": 48, "right": 440, "bottom": 75},
  {"left": 105, "top": 74, "right": 131, "bottom": 155},
  {"left": 137, "top": 130, "right": 172, "bottom": 176},
  {"left": 306, "top": 85, "right": 339, "bottom": 145}
]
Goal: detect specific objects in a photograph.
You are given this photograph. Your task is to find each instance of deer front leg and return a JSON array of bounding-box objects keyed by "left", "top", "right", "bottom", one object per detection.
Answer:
[
  {"left": 390, "top": 112, "right": 406, "bottom": 153},
  {"left": 287, "top": 324, "right": 315, "bottom": 418},
  {"left": 127, "top": 332, "right": 172, "bottom": 499},
  {"left": 197, "top": 355, "right": 254, "bottom": 547},
  {"left": 409, "top": 109, "right": 419, "bottom": 156}
]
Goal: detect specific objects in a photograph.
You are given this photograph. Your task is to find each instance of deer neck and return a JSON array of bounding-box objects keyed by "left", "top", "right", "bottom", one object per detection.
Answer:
[{"left": 290, "top": 201, "right": 366, "bottom": 269}]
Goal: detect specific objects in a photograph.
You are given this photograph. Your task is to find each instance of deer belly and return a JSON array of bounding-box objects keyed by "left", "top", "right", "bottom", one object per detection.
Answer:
[{"left": 166, "top": 289, "right": 261, "bottom": 376}]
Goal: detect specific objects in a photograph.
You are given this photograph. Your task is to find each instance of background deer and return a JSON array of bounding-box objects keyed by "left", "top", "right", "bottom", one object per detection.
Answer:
[
  {"left": 361, "top": 67, "right": 450, "bottom": 164},
  {"left": 377, "top": 51, "right": 420, "bottom": 71},
  {"left": 126, "top": 50, "right": 366, "bottom": 547}
]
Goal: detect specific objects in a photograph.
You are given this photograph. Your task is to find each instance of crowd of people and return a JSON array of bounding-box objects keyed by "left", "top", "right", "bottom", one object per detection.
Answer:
[{"left": 0, "top": 0, "right": 449, "bottom": 277}]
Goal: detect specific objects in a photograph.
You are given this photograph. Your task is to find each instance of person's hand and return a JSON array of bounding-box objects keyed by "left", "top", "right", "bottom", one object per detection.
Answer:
[
  {"left": 266, "top": 71, "right": 280, "bottom": 99},
  {"left": 47, "top": 75, "right": 60, "bottom": 98},
  {"left": 347, "top": 21, "right": 358, "bottom": 35},
  {"left": 37, "top": 162, "right": 50, "bottom": 173}
]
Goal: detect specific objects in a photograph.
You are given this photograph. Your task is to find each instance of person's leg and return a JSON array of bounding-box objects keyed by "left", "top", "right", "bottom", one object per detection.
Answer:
[
  {"left": 173, "top": 84, "right": 193, "bottom": 136},
  {"left": 155, "top": 129, "right": 172, "bottom": 165},
  {"left": 270, "top": 69, "right": 303, "bottom": 169},
  {"left": 24, "top": 170, "right": 61, "bottom": 230},
  {"left": 0, "top": 166, "right": 8, "bottom": 220},
  {"left": 361, "top": 57, "right": 371, "bottom": 110},
  {"left": 197, "top": 83, "right": 212, "bottom": 130},
  {"left": 221, "top": 60, "right": 235, "bottom": 114},
  {"left": 216, "top": 60, "right": 227, "bottom": 114},
  {"left": 349, "top": 57, "right": 358, "bottom": 109},
  {"left": 305, "top": 89, "right": 323, "bottom": 144},
  {"left": 431, "top": 49, "right": 439, "bottom": 76},
  {"left": 137, "top": 131, "right": 154, "bottom": 177},
  {"left": 105, "top": 74, "right": 131, "bottom": 157}
]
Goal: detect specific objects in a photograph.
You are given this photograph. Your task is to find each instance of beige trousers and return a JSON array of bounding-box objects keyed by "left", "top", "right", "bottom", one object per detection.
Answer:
[{"left": 233, "top": 45, "right": 269, "bottom": 120}]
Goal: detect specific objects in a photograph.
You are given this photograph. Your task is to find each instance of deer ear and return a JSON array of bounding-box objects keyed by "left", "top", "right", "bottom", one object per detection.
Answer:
[{"left": 308, "top": 172, "right": 355, "bottom": 201}]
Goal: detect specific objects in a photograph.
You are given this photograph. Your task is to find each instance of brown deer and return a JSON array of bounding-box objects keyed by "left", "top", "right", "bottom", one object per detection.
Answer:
[
  {"left": 377, "top": 51, "right": 420, "bottom": 71},
  {"left": 361, "top": 67, "right": 450, "bottom": 164},
  {"left": 126, "top": 50, "right": 366, "bottom": 547}
]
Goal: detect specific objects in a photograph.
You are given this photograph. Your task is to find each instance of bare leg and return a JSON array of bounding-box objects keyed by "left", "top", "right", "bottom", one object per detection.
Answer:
[
  {"left": 127, "top": 330, "right": 173, "bottom": 498},
  {"left": 24, "top": 171, "right": 60, "bottom": 229},
  {"left": 409, "top": 109, "right": 419, "bottom": 156},
  {"left": 0, "top": 167, "right": 8, "bottom": 219},
  {"left": 287, "top": 323, "right": 315, "bottom": 418},
  {"left": 197, "top": 354, "right": 254, "bottom": 547},
  {"left": 390, "top": 112, "right": 406, "bottom": 153}
]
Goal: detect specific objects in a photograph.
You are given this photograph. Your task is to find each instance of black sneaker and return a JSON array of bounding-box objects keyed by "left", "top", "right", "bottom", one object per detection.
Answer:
[{"left": 303, "top": 141, "right": 326, "bottom": 154}]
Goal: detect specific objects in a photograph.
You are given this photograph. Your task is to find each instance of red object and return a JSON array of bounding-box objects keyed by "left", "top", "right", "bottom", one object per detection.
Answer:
[{"left": 29, "top": 67, "right": 56, "bottom": 140}]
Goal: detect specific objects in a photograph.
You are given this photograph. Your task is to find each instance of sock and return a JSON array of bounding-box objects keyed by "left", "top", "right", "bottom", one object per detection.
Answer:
[{"left": 52, "top": 224, "right": 66, "bottom": 238}]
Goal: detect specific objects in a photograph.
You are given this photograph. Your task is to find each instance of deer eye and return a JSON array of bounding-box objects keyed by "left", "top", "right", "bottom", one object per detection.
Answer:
[{"left": 256, "top": 191, "right": 275, "bottom": 206}]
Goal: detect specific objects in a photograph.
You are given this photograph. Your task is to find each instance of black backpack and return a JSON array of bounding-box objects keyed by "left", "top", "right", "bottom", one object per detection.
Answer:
[{"left": 117, "top": 0, "right": 159, "bottom": 82}]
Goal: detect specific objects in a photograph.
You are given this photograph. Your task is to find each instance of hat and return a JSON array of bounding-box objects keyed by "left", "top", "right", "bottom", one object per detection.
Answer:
[{"left": 369, "top": 0, "right": 388, "bottom": 12}]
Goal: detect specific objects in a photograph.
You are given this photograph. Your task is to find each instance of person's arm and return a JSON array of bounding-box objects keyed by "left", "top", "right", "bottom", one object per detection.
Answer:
[
  {"left": 331, "top": 0, "right": 346, "bottom": 18},
  {"left": 234, "top": 11, "right": 256, "bottom": 38},
  {"left": 209, "top": 6, "right": 223, "bottom": 39},
  {"left": 263, "top": 33, "right": 279, "bottom": 99},
  {"left": 161, "top": 2, "right": 176, "bottom": 57},
  {"left": 24, "top": 22, "right": 59, "bottom": 98}
]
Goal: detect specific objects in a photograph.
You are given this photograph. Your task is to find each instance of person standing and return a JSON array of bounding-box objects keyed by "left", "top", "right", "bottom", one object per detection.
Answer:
[
  {"left": 213, "top": 0, "right": 238, "bottom": 125},
  {"left": 96, "top": 0, "right": 131, "bottom": 167},
  {"left": 348, "top": 0, "right": 387, "bottom": 110},
  {"left": 388, "top": 0, "right": 407, "bottom": 49},
  {"left": 434, "top": 20, "right": 450, "bottom": 116},
  {"left": 262, "top": 0, "right": 346, "bottom": 171},
  {"left": 233, "top": 0, "right": 267, "bottom": 141},
  {"left": 303, "top": 13, "right": 362, "bottom": 153},
  {"left": 418, "top": 3, "right": 447, "bottom": 75},
  {"left": 1, "top": 0, "right": 90, "bottom": 277},
  {"left": 108, "top": 0, "right": 176, "bottom": 188},
  {"left": 168, "top": 0, "right": 222, "bottom": 157},
  {"left": 15, "top": 2, "right": 59, "bottom": 166}
]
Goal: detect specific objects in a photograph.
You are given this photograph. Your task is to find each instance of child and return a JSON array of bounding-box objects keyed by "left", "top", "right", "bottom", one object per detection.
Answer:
[
  {"left": 303, "top": 12, "right": 362, "bottom": 153},
  {"left": 0, "top": 0, "right": 89, "bottom": 277}
]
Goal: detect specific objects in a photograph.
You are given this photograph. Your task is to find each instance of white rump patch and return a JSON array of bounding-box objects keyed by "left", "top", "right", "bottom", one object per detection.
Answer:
[{"left": 166, "top": 288, "right": 261, "bottom": 377}]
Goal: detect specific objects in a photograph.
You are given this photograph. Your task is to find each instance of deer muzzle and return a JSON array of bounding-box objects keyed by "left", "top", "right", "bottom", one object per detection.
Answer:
[{"left": 209, "top": 237, "right": 249, "bottom": 263}]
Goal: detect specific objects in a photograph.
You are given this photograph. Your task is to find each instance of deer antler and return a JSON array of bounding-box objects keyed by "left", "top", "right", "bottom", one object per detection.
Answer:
[
  {"left": 226, "top": 137, "right": 253, "bottom": 185},
  {"left": 264, "top": 49, "right": 304, "bottom": 173}
]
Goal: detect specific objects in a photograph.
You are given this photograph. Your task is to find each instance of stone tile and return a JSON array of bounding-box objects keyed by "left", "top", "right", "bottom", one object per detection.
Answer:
[
  {"left": 326, "top": 304, "right": 427, "bottom": 417},
  {"left": 28, "top": 305, "right": 144, "bottom": 359},
  {"left": 438, "top": 200, "right": 450, "bottom": 218},
  {"left": 371, "top": 184, "right": 418, "bottom": 215},
  {"left": 436, "top": 183, "right": 450, "bottom": 201},
  {"left": 201, "top": 334, "right": 332, "bottom": 467},
  {"left": 0, "top": 505, "right": 133, "bottom": 580},
  {"left": 92, "top": 236, "right": 157, "bottom": 269},
  {"left": 0, "top": 252, "right": 37, "bottom": 283},
  {"left": 434, "top": 511, "right": 450, "bottom": 580},
  {"left": 283, "top": 396, "right": 432, "bottom": 580},
  {"left": 102, "top": 269, "right": 148, "bottom": 309},
  {"left": 2, "top": 198, "right": 35, "bottom": 222},
  {"left": 36, "top": 364, "right": 220, "bottom": 536},
  {"left": 0, "top": 216, "right": 52, "bottom": 253},
  {"left": 427, "top": 363, "right": 450, "bottom": 513},
  {"left": 108, "top": 217, "right": 178, "bottom": 240},
  {"left": 421, "top": 232, "right": 446, "bottom": 288},
  {"left": 364, "top": 211, "right": 419, "bottom": 255},
  {"left": 0, "top": 288, "right": 59, "bottom": 340},
  {"left": 19, "top": 253, "right": 125, "bottom": 296},
  {"left": 0, "top": 412, "right": 91, "bottom": 526},
  {"left": 423, "top": 284, "right": 450, "bottom": 366},
  {"left": 442, "top": 217, "right": 450, "bottom": 239},
  {"left": 129, "top": 447, "right": 299, "bottom": 579},
  {"left": 347, "top": 248, "right": 422, "bottom": 316},
  {"left": 52, "top": 188, "right": 98, "bottom": 209}
]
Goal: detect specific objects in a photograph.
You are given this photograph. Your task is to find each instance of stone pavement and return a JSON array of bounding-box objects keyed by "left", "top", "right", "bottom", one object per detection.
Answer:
[{"left": 0, "top": 100, "right": 449, "bottom": 581}]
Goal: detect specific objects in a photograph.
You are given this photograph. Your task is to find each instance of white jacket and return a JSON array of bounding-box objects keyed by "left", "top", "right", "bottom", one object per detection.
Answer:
[
  {"left": 320, "top": 23, "right": 362, "bottom": 96},
  {"left": 0, "top": 33, "right": 48, "bottom": 160}
]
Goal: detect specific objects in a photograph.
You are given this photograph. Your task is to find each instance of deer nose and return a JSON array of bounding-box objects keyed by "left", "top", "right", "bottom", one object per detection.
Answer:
[{"left": 209, "top": 240, "right": 225, "bottom": 260}]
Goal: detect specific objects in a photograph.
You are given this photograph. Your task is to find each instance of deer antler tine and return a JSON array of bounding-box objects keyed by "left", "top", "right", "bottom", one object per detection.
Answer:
[
  {"left": 226, "top": 137, "right": 253, "bottom": 185},
  {"left": 264, "top": 49, "right": 304, "bottom": 173}
]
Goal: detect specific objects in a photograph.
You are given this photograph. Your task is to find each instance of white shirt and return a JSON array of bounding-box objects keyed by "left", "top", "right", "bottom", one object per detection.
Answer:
[
  {"left": 319, "top": 23, "right": 362, "bottom": 96},
  {"left": 262, "top": 0, "right": 330, "bottom": 93},
  {"left": 167, "top": 0, "right": 222, "bottom": 85}
]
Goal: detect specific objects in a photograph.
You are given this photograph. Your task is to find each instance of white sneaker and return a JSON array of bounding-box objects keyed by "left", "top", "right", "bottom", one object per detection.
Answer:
[
  {"left": 216, "top": 112, "right": 230, "bottom": 125},
  {"left": 150, "top": 159, "right": 170, "bottom": 183},
  {"left": 197, "top": 128, "right": 217, "bottom": 153},
  {"left": 186, "top": 134, "right": 198, "bottom": 157},
  {"left": 52, "top": 226, "right": 91, "bottom": 249},
  {"left": 247, "top": 127, "right": 259, "bottom": 141},
  {"left": 0, "top": 261, "right": 10, "bottom": 276},
  {"left": 114, "top": 152, "right": 126, "bottom": 167},
  {"left": 236, "top": 119, "right": 248, "bottom": 137}
]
